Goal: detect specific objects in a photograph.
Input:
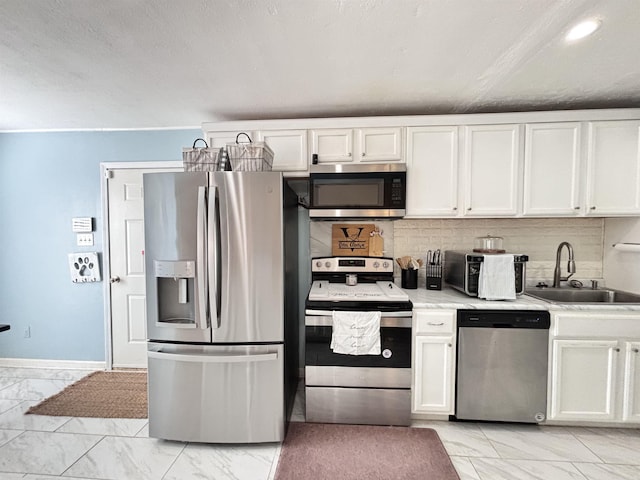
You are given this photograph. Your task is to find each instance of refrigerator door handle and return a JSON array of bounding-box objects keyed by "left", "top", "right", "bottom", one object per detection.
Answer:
[
  {"left": 196, "top": 186, "right": 209, "bottom": 329},
  {"left": 148, "top": 350, "right": 278, "bottom": 363},
  {"left": 208, "top": 185, "right": 220, "bottom": 329}
]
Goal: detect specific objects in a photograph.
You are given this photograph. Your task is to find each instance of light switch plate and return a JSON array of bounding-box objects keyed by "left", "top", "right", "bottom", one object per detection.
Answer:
[{"left": 77, "top": 233, "right": 94, "bottom": 246}]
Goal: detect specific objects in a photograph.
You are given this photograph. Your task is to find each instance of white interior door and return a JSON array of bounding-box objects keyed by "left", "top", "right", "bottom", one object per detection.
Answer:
[{"left": 107, "top": 165, "right": 181, "bottom": 368}]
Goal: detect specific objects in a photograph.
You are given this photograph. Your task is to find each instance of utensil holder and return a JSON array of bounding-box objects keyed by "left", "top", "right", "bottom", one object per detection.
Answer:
[
  {"left": 401, "top": 269, "right": 418, "bottom": 289},
  {"left": 426, "top": 264, "right": 442, "bottom": 290}
]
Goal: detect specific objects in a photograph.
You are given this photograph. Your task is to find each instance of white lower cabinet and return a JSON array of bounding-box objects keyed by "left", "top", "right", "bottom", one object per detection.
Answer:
[
  {"left": 550, "top": 339, "right": 619, "bottom": 421},
  {"left": 623, "top": 341, "right": 640, "bottom": 422},
  {"left": 548, "top": 312, "right": 640, "bottom": 424},
  {"left": 412, "top": 309, "right": 456, "bottom": 415}
]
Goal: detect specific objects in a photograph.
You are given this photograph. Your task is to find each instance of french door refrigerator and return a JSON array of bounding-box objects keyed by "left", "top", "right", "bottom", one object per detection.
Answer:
[{"left": 143, "top": 171, "right": 298, "bottom": 443}]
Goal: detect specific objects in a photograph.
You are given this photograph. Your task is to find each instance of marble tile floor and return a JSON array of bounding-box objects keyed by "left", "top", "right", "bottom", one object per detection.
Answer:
[{"left": 0, "top": 366, "right": 639, "bottom": 480}]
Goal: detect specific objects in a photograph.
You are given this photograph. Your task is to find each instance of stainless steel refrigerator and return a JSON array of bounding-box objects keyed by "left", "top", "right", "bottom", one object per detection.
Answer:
[{"left": 143, "top": 171, "right": 298, "bottom": 443}]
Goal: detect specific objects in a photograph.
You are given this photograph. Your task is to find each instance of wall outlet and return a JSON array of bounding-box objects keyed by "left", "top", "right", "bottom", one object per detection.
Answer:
[{"left": 24, "top": 326, "right": 31, "bottom": 338}]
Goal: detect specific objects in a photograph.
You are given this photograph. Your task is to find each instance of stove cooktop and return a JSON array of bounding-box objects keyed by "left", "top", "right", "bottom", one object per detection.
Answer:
[{"left": 307, "top": 280, "right": 409, "bottom": 302}]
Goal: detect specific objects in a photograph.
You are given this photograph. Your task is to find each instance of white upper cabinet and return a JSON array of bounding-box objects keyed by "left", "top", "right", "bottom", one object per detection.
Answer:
[
  {"left": 201, "top": 109, "right": 640, "bottom": 217},
  {"left": 310, "top": 127, "right": 403, "bottom": 164},
  {"left": 462, "top": 124, "right": 522, "bottom": 216},
  {"left": 585, "top": 120, "right": 640, "bottom": 216},
  {"left": 255, "top": 129, "right": 308, "bottom": 174},
  {"left": 357, "top": 127, "right": 403, "bottom": 162},
  {"left": 522, "top": 122, "right": 582, "bottom": 216},
  {"left": 310, "top": 128, "right": 354, "bottom": 163},
  {"left": 206, "top": 130, "right": 256, "bottom": 149},
  {"left": 405, "top": 126, "right": 459, "bottom": 217}
]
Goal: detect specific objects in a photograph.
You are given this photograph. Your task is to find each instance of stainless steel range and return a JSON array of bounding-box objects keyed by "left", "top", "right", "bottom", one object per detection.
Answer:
[{"left": 304, "top": 256, "right": 413, "bottom": 426}]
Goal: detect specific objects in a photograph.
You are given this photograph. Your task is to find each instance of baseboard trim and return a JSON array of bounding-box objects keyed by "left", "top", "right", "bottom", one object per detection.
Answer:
[{"left": 0, "top": 358, "right": 106, "bottom": 370}]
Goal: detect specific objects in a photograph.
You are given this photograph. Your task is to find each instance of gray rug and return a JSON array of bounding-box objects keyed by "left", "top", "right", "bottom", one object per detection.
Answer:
[{"left": 275, "top": 422, "right": 459, "bottom": 480}]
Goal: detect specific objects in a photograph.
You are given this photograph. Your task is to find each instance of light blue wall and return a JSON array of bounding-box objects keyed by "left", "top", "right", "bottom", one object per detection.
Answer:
[{"left": 0, "top": 129, "right": 201, "bottom": 361}]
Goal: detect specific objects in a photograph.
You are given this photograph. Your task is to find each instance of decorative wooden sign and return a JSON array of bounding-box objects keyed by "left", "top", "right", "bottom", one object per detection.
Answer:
[{"left": 331, "top": 224, "right": 375, "bottom": 256}]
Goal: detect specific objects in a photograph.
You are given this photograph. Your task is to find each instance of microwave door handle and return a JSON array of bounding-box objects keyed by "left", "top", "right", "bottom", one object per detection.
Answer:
[
  {"left": 208, "top": 185, "right": 220, "bottom": 329},
  {"left": 196, "top": 186, "right": 208, "bottom": 329}
]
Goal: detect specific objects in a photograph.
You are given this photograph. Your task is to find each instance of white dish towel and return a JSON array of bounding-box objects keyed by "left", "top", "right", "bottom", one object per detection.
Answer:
[
  {"left": 331, "top": 311, "right": 381, "bottom": 355},
  {"left": 478, "top": 254, "right": 516, "bottom": 300}
]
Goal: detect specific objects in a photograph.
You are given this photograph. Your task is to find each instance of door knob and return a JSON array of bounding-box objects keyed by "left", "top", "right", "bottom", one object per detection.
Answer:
[{"left": 110, "top": 276, "right": 121, "bottom": 284}]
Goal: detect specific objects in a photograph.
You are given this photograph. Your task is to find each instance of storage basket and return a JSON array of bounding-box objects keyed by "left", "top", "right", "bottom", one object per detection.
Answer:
[
  {"left": 226, "top": 133, "right": 274, "bottom": 171},
  {"left": 183, "top": 138, "right": 221, "bottom": 171}
]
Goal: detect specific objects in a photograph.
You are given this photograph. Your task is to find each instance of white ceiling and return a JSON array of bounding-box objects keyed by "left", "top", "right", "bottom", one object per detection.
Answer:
[{"left": 1, "top": 0, "right": 639, "bottom": 131}]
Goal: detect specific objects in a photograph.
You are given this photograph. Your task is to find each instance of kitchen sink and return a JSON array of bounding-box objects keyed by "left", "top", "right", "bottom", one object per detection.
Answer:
[{"left": 525, "top": 287, "right": 640, "bottom": 304}]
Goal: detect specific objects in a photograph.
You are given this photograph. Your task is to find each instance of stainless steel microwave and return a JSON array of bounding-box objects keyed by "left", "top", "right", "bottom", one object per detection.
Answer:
[{"left": 308, "top": 163, "right": 406, "bottom": 218}]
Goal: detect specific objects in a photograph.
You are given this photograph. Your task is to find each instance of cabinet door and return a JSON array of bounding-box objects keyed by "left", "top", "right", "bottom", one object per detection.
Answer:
[
  {"left": 405, "top": 126, "right": 459, "bottom": 217},
  {"left": 550, "top": 339, "right": 619, "bottom": 422},
  {"left": 310, "top": 128, "right": 354, "bottom": 163},
  {"left": 256, "top": 129, "right": 308, "bottom": 173},
  {"left": 356, "top": 127, "right": 403, "bottom": 162},
  {"left": 586, "top": 120, "right": 640, "bottom": 215},
  {"left": 412, "top": 335, "right": 455, "bottom": 414},
  {"left": 463, "top": 124, "right": 522, "bottom": 216},
  {"left": 523, "top": 123, "right": 582, "bottom": 216},
  {"left": 623, "top": 341, "right": 640, "bottom": 423},
  {"left": 206, "top": 131, "right": 256, "bottom": 149}
]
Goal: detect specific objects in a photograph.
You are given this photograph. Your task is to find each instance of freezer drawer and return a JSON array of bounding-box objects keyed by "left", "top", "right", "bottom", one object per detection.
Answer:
[{"left": 147, "top": 342, "right": 284, "bottom": 443}]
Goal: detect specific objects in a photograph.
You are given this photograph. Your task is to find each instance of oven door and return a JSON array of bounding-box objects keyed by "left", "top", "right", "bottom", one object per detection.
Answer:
[{"left": 304, "top": 313, "right": 411, "bottom": 388}]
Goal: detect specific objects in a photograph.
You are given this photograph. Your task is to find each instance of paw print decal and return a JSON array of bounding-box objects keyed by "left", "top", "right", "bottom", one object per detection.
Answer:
[
  {"left": 68, "top": 252, "right": 101, "bottom": 283},
  {"left": 74, "top": 256, "right": 94, "bottom": 276}
]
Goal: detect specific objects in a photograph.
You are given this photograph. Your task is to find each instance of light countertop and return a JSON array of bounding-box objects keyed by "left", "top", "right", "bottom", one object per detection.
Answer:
[{"left": 404, "top": 286, "right": 640, "bottom": 312}]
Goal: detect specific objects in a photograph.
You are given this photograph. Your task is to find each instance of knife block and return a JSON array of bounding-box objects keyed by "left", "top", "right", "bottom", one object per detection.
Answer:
[{"left": 426, "top": 264, "right": 442, "bottom": 290}]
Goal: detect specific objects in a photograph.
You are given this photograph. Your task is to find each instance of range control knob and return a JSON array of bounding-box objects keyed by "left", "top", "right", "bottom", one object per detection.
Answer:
[
  {"left": 315, "top": 261, "right": 322, "bottom": 268},
  {"left": 382, "top": 261, "right": 389, "bottom": 269},
  {"left": 325, "top": 261, "right": 331, "bottom": 268},
  {"left": 373, "top": 261, "right": 380, "bottom": 268}
]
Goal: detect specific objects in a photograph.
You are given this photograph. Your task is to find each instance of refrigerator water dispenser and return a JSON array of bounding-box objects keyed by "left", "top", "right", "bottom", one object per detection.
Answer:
[{"left": 154, "top": 260, "right": 196, "bottom": 326}]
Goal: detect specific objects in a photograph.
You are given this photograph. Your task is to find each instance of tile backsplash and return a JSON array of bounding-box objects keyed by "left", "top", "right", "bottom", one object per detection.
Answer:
[
  {"left": 310, "top": 218, "right": 605, "bottom": 287},
  {"left": 394, "top": 218, "right": 604, "bottom": 287}
]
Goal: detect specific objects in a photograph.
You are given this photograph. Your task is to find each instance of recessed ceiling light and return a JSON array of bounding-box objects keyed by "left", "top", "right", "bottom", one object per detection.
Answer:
[{"left": 566, "top": 19, "right": 601, "bottom": 42}]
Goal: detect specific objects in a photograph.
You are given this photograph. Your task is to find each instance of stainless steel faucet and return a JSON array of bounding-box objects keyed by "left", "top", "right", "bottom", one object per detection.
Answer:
[{"left": 553, "top": 242, "right": 576, "bottom": 288}]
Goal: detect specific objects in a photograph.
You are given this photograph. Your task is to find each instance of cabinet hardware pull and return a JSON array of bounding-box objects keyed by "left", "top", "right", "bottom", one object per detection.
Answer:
[
  {"left": 615, "top": 347, "right": 621, "bottom": 352},
  {"left": 574, "top": 206, "right": 580, "bottom": 210},
  {"left": 467, "top": 207, "right": 472, "bottom": 211},
  {"left": 362, "top": 152, "right": 365, "bottom": 156},
  {"left": 427, "top": 322, "right": 444, "bottom": 326},
  {"left": 590, "top": 206, "right": 596, "bottom": 210},
  {"left": 348, "top": 152, "right": 352, "bottom": 157},
  {"left": 453, "top": 207, "right": 458, "bottom": 211},
  {"left": 633, "top": 348, "right": 639, "bottom": 353},
  {"left": 448, "top": 343, "right": 452, "bottom": 347}
]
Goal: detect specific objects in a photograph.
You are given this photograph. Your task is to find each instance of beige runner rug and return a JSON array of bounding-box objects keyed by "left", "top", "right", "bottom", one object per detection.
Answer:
[
  {"left": 275, "top": 422, "right": 460, "bottom": 480},
  {"left": 26, "top": 371, "right": 147, "bottom": 418}
]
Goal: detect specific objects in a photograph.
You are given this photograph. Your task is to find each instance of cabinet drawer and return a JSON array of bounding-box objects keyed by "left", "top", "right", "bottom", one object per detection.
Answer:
[
  {"left": 414, "top": 310, "right": 456, "bottom": 334},
  {"left": 553, "top": 312, "right": 640, "bottom": 338}
]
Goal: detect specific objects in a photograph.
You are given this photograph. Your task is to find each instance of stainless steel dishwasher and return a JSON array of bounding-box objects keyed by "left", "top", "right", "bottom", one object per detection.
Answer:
[{"left": 455, "top": 310, "right": 550, "bottom": 423}]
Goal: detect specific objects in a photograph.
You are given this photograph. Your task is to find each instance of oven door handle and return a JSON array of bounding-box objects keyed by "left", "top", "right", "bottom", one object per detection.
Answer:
[
  {"left": 305, "top": 314, "right": 412, "bottom": 328},
  {"left": 305, "top": 309, "right": 412, "bottom": 318}
]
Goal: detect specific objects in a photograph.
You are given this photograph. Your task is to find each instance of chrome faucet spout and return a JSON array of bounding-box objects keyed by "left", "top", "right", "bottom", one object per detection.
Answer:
[{"left": 553, "top": 242, "right": 575, "bottom": 288}]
